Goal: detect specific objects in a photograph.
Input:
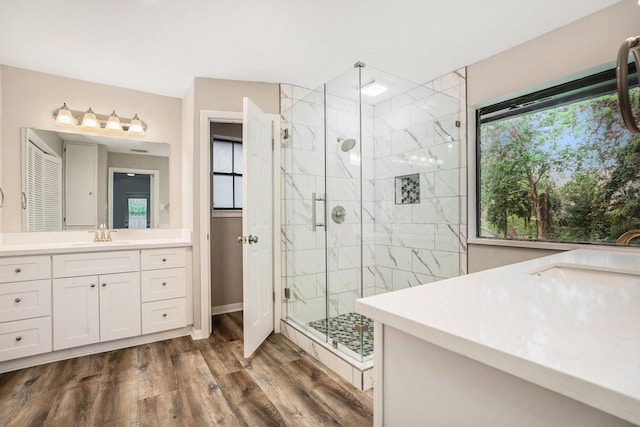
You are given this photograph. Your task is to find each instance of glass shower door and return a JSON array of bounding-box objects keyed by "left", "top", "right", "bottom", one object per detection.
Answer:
[
  {"left": 323, "top": 66, "right": 370, "bottom": 362},
  {"left": 281, "top": 84, "right": 328, "bottom": 343}
]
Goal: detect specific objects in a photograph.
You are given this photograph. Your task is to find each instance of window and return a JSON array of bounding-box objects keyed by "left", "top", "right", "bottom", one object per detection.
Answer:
[
  {"left": 212, "top": 136, "right": 243, "bottom": 210},
  {"left": 477, "top": 64, "right": 640, "bottom": 245}
]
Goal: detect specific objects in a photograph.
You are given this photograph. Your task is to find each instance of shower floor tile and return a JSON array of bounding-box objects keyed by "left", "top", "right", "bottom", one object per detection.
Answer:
[{"left": 308, "top": 312, "right": 374, "bottom": 357}]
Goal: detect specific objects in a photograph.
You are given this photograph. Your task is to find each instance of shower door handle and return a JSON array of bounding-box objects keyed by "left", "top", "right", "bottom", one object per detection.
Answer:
[{"left": 311, "top": 192, "right": 326, "bottom": 231}]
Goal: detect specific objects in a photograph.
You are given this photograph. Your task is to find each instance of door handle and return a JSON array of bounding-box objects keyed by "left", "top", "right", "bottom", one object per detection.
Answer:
[
  {"left": 247, "top": 235, "right": 259, "bottom": 244},
  {"left": 237, "top": 236, "right": 246, "bottom": 244}
]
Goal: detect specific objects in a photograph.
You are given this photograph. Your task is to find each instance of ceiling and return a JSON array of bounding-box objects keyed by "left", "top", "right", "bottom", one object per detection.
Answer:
[{"left": 0, "top": 0, "right": 623, "bottom": 98}]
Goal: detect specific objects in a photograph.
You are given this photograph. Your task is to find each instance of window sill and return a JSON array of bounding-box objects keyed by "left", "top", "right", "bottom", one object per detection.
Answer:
[
  {"left": 212, "top": 210, "right": 243, "bottom": 218},
  {"left": 467, "top": 237, "right": 640, "bottom": 253}
]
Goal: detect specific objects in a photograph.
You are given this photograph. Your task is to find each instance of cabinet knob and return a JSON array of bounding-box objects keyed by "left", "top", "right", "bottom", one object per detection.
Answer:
[
  {"left": 101, "top": 283, "right": 107, "bottom": 287},
  {"left": 162, "top": 282, "right": 167, "bottom": 286},
  {"left": 14, "top": 297, "right": 22, "bottom": 303},
  {"left": 90, "top": 284, "right": 96, "bottom": 288},
  {"left": 162, "top": 313, "right": 167, "bottom": 318},
  {"left": 162, "top": 258, "right": 167, "bottom": 262},
  {"left": 14, "top": 268, "right": 21, "bottom": 273},
  {"left": 15, "top": 336, "right": 22, "bottom": 342}
]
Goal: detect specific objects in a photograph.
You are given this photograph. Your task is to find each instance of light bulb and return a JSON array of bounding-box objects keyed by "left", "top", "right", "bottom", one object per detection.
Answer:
[
  {"left": 105, "top": 110, "right": 123, "bottom": 132},
  {"left": 55, "top": 103, "right": 77, "bottom": 126},
  {"left": 81, "top": 107, "right": 100, "bottom": 129},
  {"left": 128, "top": 113, "right": 145, "bottom": 135}
]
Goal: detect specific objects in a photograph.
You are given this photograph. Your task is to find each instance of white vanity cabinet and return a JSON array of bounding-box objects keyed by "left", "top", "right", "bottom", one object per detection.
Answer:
[
  {"left": 0, "top": 256, "right": 52, "bottom": 362},
  {"left": 52, "top": 251, "right": 141, "bottom": 350},
  {"left": 140, "top": 248, "right": 187, "bottom": 334}
]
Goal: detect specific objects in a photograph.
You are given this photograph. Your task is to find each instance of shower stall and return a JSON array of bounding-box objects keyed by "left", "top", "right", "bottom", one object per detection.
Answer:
[{"left": 280, "top": 63, "right": 467, "bottom": 377}]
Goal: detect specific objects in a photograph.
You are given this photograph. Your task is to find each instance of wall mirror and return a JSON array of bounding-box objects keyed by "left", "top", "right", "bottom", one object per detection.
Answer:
[{"left": 22, "top": 128, "right": 170, "bottom": 232}]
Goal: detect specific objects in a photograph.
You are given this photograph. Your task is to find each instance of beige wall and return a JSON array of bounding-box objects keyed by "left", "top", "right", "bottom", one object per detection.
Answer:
[
  {"left": 0, "top": 65, "right": 182, "bottom": 232},
  {"left": 210, "top": 122, "right": 243, "bottom": 309},
  {"left": 186, "top": 77, "right": 279, "bottom": 328},
  {"left": 466, "top": 0, "right": 640, "bottom": 272},
  {"left": 210, "top": 217, "right": 243, "bottom": 307}
]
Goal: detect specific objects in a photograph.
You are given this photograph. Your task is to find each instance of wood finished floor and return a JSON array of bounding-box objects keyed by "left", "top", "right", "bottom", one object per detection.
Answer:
[{"left": 0, "top": 312, "right": 373, "bottom": 426}]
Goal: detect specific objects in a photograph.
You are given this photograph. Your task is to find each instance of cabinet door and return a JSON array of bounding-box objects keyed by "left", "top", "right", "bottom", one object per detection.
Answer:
[
  {"left": 53, "top": 276, "right": 99, "bottom": 350},
  {"left": 64, "top": 143, "right": 97, "bottom": 229},
  {"left": 99, "top": 272, "right": 141, "bottom": 342}
]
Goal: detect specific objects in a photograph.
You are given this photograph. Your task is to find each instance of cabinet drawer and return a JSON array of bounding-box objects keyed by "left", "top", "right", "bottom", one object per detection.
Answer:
[
  {"left": 141, "top": 248, "right": 186, "bottom": 270},
  {"left": 53, "top": 251, "right": 140, "bottom": 278},
  {"left": 0, "top": 317, "right": 52, "bottom": 362},
  {"left": 141, "top": 268, "right": 186, "bottom": 302},
  {"left": 0, "top": 256, "right": 50, "bottom": 284},
  {"left": 0, "top": 279, "right": 51, "bottom": 322},
  {"left": 141, "top": 298, "right": 186, "bottom": 334}
]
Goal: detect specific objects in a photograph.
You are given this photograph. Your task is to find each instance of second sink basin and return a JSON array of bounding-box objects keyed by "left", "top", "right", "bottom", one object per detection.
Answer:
[{"left": 531, "top": 263, "right": 640, "bottom": 288}]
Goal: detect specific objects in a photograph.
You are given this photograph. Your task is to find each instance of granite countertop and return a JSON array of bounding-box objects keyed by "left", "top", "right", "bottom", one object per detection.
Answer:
[{"left": 355, "top": 249, "right": 640, "bottom": 425}]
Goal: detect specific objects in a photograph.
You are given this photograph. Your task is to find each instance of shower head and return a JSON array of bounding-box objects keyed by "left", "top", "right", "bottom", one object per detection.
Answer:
[{"left": 337, "top": 137, "right": 357, "bottom": 152}]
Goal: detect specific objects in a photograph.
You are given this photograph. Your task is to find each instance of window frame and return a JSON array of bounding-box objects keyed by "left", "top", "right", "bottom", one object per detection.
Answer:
[
  {"left": 211, "top": 135, "right": 243, "bottom": 212},
  {"left": 471, "top": 62, "right": 638, "bottom": 249}
]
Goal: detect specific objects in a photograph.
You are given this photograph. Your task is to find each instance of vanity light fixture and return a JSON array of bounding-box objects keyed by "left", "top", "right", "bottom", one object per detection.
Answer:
[
  {"left": 105, "top": 110, "right": 123, "bottom": 132},
  {"left": 128, "top": 114, "right": 145, "bottom": 135},
  {"left": 361, "top": 81, "right": 388, "bottom": 97},
  {"left": 54, "top": 103, "right": 77, "bottom": 126},
  {"left": 53, "top": 103, "right": 147, "bottom": 135},
  {"left": 81, "top": 107, "right": 100, "bottom": 129}
]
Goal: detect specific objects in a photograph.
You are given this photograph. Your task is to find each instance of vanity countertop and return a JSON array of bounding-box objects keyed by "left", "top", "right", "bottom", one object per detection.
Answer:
[
  {"left": 0, "top": 229, "right": 192, "bottom": 256},
  {"left": 355, "top": 249, "right": 640, "bottom": 425}
]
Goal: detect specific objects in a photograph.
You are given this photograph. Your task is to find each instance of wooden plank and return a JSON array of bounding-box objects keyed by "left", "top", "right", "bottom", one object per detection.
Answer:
[
  {"left": 217, "top": 369, "right": 286, "bottom": 426},
  {"left": 212, "top": 312, "right": 243, "bottom": 343},
  {"left": 138, "top": 341, "right": 178, "bottom": 400},
  {"left": 235, "top": 337, "right": 344, "bottom": 426},
  {"left": 90, "top": 347, "right": 140, "bottom": 425},
  {"left": 138, "top": 390, "right": 183, "bottom": 427},
  {"left": 43, "top": 373, "right": 102, "bottom": 426},
  {"left": 194, "top": 339, "right": 244, "bottom": 377},
  {"left": 1, "top": 361, "right": 68, "bottom": 426},
  {"left": 0, "top": 313, "right": 374, "bottom": 427},
  {"left": 171, "top": 348, "right": 239, "bottom": 425},
  {"left": 281, "top": 357, "right": 374, "bottom": 426}
]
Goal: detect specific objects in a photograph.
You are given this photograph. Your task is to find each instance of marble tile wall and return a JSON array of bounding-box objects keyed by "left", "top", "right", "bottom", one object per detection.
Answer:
[
  {"left": 372, "top": 68, "right": 467, "bottom": 294},
  {"left": 280, "top": 67, "right": 468, "bottom": 326}
]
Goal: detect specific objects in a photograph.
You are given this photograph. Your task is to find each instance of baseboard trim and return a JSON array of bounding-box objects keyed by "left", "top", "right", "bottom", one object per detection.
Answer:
[{"left": 211, "top": 303, "right": 243, "bottom": 315}]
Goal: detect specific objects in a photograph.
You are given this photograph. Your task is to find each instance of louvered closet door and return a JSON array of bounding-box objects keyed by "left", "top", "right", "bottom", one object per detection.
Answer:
[{"left": 25, "top": 141, "right": 62, "bottom": 231}]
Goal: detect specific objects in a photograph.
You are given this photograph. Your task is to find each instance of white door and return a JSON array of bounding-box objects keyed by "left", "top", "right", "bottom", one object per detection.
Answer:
[
  {"left": 64, "top": 143, "right": 98, "bottom": 229},
  {"left": 242, "top": 97, "right": 274, "bottom": 358},
  {"left": 52, "top": 276, "right": 100, "bottom": 350},
  {"left": 99, "top": 272, "right": 141, "bottom": 341}
]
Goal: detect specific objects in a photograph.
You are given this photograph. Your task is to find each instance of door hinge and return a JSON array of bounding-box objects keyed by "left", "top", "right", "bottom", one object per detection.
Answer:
[
  {"left": 284, "top": 287, "right": 291, "bottom": 299},
  {"left": 355, "top": 323, "right": 369, "bottom": 333},
  {"left": 273, "top": 291, "right": 276, "bottom": 302}
]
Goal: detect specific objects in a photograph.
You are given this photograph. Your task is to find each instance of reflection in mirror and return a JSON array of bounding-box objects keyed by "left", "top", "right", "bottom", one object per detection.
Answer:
[{"left": 22, "top": 128, "right": 170, "bottom": 232}]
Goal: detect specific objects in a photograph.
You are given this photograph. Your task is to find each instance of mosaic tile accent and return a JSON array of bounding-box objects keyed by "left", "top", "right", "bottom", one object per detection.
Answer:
[
  {"left": 308, "top": 312, "right": 374, "bottom": 357},
  {"left": 395, "top": 173, "right": 420, "bottom": 204}
]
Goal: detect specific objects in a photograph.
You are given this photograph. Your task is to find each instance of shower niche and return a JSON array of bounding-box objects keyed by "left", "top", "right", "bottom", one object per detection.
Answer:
[{"left": 280, "top": 63, "right": 467, "bottom": 387}]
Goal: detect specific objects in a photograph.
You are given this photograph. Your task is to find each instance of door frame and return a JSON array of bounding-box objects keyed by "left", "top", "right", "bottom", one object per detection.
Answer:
[
  {"left": 108, "top": 167, "right": 160, "bottom": 229},
  {"left": 197, "top": 109, "right": 281, "bottom": 339}
]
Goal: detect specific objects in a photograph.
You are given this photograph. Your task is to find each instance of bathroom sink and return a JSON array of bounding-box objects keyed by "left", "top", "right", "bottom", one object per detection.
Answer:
[{"left": 530, "top": 264, "right": 640, "bottom": 288}]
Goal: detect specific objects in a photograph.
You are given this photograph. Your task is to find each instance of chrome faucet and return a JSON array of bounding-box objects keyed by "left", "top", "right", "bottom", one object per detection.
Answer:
[
  {"left": 89, "top": 224, "right": 116, "bottom": 242},
  {"left": 616, "top": 229, "right": 640, "bottom": 245}
]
